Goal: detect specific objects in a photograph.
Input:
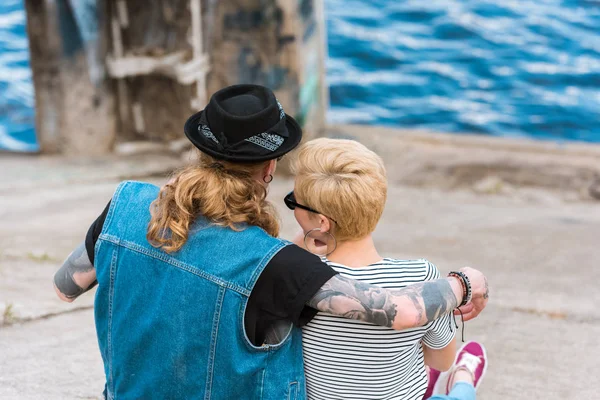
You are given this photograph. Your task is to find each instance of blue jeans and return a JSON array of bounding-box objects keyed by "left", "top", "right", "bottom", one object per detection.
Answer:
[{"left": 429, "top": 382, "right": 476, "bottom": 400}]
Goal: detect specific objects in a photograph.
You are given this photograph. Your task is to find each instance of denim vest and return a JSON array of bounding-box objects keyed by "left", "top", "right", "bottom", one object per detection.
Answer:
[{"left": 94, "top": 181, "right": 306, "bottom": 400}]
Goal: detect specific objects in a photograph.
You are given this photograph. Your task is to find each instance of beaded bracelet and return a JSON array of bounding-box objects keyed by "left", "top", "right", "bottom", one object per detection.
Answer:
[{"left": 448, "top": 271, "right": 472, "bottom": 307}]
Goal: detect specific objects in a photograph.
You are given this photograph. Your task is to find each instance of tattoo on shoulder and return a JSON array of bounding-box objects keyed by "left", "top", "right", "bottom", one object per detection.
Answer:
[{"left": 307, "top": 274, "right": 458, "bottom": 328}]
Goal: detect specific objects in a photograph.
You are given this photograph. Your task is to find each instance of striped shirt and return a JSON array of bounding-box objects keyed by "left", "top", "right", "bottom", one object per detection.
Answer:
[{"left": 302, "top": 258, "right": 456, "bottom": 400}]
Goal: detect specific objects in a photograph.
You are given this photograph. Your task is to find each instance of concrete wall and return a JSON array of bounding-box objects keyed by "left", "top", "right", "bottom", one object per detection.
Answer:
[
  {"left": 206, "top": 0, "right": 328, "bottom": 140},
  {"left": 27, "top": 0, "right": 328, "bottom": 154},
  {"left": 25, "top": 0, "right": 116, "bottom": 155}
]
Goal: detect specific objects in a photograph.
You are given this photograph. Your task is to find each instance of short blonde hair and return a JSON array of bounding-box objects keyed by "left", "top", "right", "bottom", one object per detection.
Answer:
[{"left": 292, "top": 138, "right": 387, "bottom": 242}]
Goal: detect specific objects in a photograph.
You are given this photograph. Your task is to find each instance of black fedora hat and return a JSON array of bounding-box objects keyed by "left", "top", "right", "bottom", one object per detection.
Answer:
[{"left": 184, "top": 84, "right": 303, "bottom": 162}]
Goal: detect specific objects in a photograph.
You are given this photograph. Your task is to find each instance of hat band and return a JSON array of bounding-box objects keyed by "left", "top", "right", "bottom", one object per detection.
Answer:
[
  {"left": 245, "top": 132, "right": 285, "bottom": 151},
  {"left": 197, "top": 99, "right": 288, "bottom": 152}
]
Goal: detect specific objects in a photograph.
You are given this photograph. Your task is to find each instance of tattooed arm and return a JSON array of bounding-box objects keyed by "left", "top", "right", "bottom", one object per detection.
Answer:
[
  {"left": 307, "top": 267, "right": 488, "bottom": 330},
  {"left": 53, "top": 242, "right": 97, "bottom": 303}
]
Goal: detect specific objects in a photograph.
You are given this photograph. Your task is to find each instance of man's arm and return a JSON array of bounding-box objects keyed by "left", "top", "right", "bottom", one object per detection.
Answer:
[
  {"left": 54, "top": 201, "right": 110, "bottom": 302},
  {"left": 307, "top": 267, "right": 488, "bottom": 330},
  {"left": 53, "top": 242, "right": 97, "bottom": 302}
]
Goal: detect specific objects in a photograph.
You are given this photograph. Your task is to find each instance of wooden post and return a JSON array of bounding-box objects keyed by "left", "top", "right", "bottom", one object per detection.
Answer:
[{"left": 104, "top": 0, "right": 198, "bottom": 143}]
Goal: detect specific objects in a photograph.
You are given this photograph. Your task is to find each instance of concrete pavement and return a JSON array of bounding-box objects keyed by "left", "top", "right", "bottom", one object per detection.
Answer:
[{"left": 1, "top": 151, "right": 599, "bottom": 399}]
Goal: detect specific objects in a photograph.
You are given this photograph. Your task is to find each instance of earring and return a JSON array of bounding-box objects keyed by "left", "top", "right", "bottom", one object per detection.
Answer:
[
  {"left": 303, "top": 228, "right": 337, "bottom": 257},
  {"left": 263, "top": 174, "right": 273, "bottom": 183}
]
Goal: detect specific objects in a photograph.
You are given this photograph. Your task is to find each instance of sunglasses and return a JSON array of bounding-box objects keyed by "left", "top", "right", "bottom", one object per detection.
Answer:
[{"left": 284, "top": 191, "right": 338, "bottom": 224}]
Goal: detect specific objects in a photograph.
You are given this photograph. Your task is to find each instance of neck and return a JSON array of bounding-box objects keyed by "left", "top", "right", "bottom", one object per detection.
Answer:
[{"left": 325, "top": 234, "right": 382, "bottom": 268}]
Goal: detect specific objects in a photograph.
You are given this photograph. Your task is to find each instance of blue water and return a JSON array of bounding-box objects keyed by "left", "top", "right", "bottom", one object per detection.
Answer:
[
  {"left": 0, "top": 0, "right": 36, "bottom": 152},
  {"left": 1, "top": 1, "right": 600, "bottom": 151},
  {"left": 325, "top": 0, "right": 600, "bottom": 143}
]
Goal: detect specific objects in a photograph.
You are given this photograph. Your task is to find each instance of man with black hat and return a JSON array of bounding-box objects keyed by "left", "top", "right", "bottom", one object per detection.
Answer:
[{"left": 54, "top": 84, "right": 488, "bottom": 399}]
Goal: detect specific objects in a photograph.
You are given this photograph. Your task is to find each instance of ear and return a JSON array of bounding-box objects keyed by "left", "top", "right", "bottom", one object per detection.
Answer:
[
  {"left": 318, "top": 214, "right": 332, "bottom": 234},
  {"left": 263, "top": 159, "right": 277, "bottom": 178}
]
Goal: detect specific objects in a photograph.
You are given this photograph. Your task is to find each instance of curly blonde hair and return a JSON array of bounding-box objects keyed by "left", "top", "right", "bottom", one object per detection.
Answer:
[{"left": 147, "top": 152, "right": 279, "bottom": 253}]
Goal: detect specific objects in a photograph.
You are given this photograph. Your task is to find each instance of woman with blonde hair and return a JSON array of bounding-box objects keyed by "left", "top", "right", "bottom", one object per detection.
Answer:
[
  {"left": 53, "top": 84, "right": 488, "bottom": 399},
  {"left": 288, "top": 138, "right": 488, "bottom": 400}
]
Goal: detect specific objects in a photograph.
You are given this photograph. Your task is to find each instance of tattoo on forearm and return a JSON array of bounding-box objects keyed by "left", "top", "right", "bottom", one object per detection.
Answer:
[
  {"left": 54, "top": 242, "right": 97, "bottom": 299},
  {"left": 308, "top": 275, "right": 458, "bottom": 329},
  {"left": 421, "top": 280, "right": 456, "bottom": 321}
]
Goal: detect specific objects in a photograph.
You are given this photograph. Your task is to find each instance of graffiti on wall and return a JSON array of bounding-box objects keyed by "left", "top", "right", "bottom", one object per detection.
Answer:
[
  {"left": 299, "top": 0, "right": 316, "bottom": 42},
  {"left": 217, "top": 0, "right": 323, "bottom": 129},
  {"left": 222, "top": 0, "right": 296, "bottom": 91},
  {"left": 57, "top": 0, "right": 103, "bottom": 85}
]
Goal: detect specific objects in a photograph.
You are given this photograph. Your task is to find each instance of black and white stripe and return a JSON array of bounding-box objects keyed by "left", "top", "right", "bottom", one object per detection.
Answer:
[{"left": 302, "top": 259, "right": 456, "bottom": 400}]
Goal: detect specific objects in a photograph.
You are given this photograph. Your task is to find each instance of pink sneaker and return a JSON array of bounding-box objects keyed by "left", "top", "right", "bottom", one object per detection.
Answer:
[{"left": 433, "top": 341, "right": 488, "bottom": 395}]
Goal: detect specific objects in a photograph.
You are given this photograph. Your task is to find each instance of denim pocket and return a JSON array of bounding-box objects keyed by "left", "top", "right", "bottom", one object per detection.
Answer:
[{"left": 287, "top": 381, "right": 298, "bottom": 400}]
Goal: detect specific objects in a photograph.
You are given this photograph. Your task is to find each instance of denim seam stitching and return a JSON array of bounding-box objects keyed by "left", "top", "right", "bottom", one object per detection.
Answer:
[
  {"left": 94, "top": 235, "right": 103, "bottom": 266},
  {"left": 98, "top": 234, "right": 250, "bottom": 296},
  {"left": 107, "top": 245, "right": 119, "bottom": 397},
  {"left": 204, "top": 285, "right": 225, "bottom": 400},
  {"left": 259, "top": 367, "right": 266, "bottom": 400}
]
